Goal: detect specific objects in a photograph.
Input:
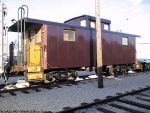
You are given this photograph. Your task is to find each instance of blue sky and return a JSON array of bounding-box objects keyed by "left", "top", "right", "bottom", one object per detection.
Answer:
[{"left": 3, "top": 0, "right": 150, "bottom": 58}]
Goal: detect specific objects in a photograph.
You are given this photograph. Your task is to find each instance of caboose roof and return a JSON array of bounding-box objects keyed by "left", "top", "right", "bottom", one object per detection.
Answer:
[
  {"left": 9, "top": 18, "right": 64, "bottom": 32},
  {"left": 64, "top": 15, "right": 111, "bottom": 24},
  {"left": 8, "top": 17, "right": 140, "bottom": 38}
]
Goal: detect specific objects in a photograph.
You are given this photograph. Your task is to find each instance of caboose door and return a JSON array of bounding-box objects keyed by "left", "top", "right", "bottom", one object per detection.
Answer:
[
  {"left": 29, "top": 44, "right": 41, "bottom": 65},
  {"left": 27, "top": 28, "right": 44, "bottom": 81},
  {"left": 28, "top": 29, "right": 42, "bottom": 66}
]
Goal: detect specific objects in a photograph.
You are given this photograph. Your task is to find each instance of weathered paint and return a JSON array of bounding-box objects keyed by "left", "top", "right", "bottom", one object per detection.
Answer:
[
  {"left": 29, "top": 44, "right": 41, "bottom": 66},
  {"left": 8, "top": 16, "right": 139, "bottom": 81}
]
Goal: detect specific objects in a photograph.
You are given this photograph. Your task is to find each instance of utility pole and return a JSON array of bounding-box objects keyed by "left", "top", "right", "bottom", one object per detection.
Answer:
[
  {"left": 0, "top": 0, "right": 8, "bottom": 80},
  {"left": 95, "top": 0, "right": 103, "bottom": 88},
  {"left": 0, "top": 0, "right": 3, "bottom": 77}
]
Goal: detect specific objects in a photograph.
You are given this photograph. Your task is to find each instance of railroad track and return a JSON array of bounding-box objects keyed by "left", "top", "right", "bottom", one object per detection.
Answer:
[
  {"left": 0, "top": 71, "right": 149, "bottom": 98},
  {"left": 58, "top": 86, "right": 150, "bottom": 113},
  {"left": 0, "top": 73, "right": 150, "bottom": 112},
  {"left": 0, "top": 76, "right": 97, "bottom": 97},
  {"left": 0, "top": 70, "right": 149, "bottom": 86}
]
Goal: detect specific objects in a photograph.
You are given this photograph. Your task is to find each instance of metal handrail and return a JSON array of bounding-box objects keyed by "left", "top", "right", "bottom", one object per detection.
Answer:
[
  {"left": 17, "top": 5, "right": 29, "bottom": 81},
  {"left": 17, "top": 7, "right": 25, "bottom": 65}
]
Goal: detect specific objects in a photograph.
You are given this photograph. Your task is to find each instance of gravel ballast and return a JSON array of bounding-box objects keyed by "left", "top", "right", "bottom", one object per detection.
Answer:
[{"left": 0, "top": 72, "right": 150, "bottom": 112}]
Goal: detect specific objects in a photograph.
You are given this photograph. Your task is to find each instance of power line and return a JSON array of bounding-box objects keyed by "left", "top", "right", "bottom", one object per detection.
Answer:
[{"left": 137, "top": 43, "right": 150, "bottom": 44}]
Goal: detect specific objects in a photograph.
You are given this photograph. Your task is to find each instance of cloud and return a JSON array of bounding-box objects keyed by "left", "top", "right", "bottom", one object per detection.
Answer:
[{"left": 129, "top": 0, "right": 143, "bottom": 6}]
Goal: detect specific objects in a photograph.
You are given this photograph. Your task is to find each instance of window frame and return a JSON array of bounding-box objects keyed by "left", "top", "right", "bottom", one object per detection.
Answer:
[
  {"left": 104, "top": 24, "right": 109, "bottom": 30},
  {"left": 122, "top": 37, "right": 129, "bottom": 45},
  {"left": 80, "top": 20, "right": 86, "bottom": 27},
  {"left": 90, "top": 21, "right": 95, "bottom": 28},
  {"left": 64, "top": 29, "right": 76, "bottom": 42}
]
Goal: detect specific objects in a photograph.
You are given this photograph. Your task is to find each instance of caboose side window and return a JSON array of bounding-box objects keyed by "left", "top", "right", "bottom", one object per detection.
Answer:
[
  {"left": 90, "top": 21, "right": 95, "bottom": 28},
  {"left": 80, "top": 20, "right": 86, "bottom": 27},
  {"left": 64, "top": 30, "right": 75, "bottom": 41},
  {"left": 104, "top": 24, "right": 109, "bottom": 30},
  {"left": 122, "top": 37, "right": 128, "bottom": 45}
]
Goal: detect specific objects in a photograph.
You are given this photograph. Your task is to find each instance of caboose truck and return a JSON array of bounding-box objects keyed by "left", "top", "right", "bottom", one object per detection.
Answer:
[{"left": 8, "top": 15, "right": 140, "bottom": 83}]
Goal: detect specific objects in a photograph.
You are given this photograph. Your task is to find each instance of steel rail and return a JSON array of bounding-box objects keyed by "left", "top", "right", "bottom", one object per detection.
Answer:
[
  {"left": 57, "top": 86, "right": 150, "bottom": 113},
  {"left": 0, "top": 78, "right": 94, "bottom": 95}
]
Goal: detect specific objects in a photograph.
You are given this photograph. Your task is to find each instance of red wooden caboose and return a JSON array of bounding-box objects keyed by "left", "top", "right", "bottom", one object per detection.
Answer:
[{"left": 9, "top": 15, "right": 140, "bottom": 82}]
